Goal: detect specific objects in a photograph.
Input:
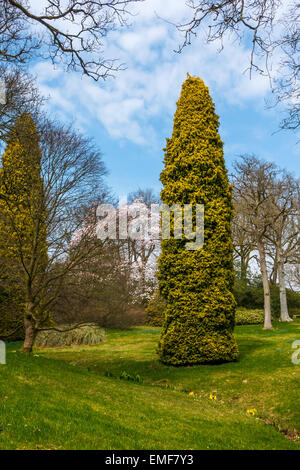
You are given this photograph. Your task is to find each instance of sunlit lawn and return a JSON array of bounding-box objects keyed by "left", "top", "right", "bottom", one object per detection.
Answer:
[{"left": 0, "top": 320, "right": 299, "bottom": 449}]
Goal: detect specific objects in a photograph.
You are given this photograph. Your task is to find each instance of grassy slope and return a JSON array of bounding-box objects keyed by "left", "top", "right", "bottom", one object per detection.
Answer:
[{"left": 0, "top": 321, "right": 299, "bottom": 450}]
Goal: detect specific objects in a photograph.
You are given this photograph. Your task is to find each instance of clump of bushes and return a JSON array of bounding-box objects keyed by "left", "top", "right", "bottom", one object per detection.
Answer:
[
  {"left": 0, "top": 286, "right": 24, "bottom": 342},
  {"left": 145, "top": 293, "right": 266, "bottom": 327},
  {"left": 0, "top": 307, "right": 24, "bottom": 342},
  {"left": 35, "top": 323, "right": 105, "bottom": 348},
  {"left": 234, "top": 279, "right": 300, "bottom": 318},
  {"left": 145, "top": 291, "right": 166, "bottom": 327},
  {"left": 235, "top": 308, "right": 264, "bottom": 325}
]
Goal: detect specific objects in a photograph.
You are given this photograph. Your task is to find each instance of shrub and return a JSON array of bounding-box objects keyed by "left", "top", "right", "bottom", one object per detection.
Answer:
[
  {"left": 157, "top": 75, "right": 238, "bottom": 365},
  {"left": 35, "top": 324, "right": 105, "bottom": 348},
  {"left": 233, "top": 279, "right": 264, "bottom": 310},
  {"left": 0, "top": 308, "right": 24, "bottom": 342},
  {"left": 233, "top": 279, "right": 300, "bottom": 318},
  {"left": 271, "top": 287, "right": 300, "bottom": 318},
  {"left": 145, "top": 291, "right": 166, "bottom": 327},
  {"left": 289, "top": 308, "right": 300, "bottom": 318},
  {"left": 235, "top": 309, "right": 264, "bottom": 325},
  {"left": 0, "top": 288, "right": 24, "bottom": 342}
]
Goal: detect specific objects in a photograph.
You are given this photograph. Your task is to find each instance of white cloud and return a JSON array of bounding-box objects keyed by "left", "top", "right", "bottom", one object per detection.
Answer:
[{"left": 32, "top": 0, "right": 272, "bottom": 146}]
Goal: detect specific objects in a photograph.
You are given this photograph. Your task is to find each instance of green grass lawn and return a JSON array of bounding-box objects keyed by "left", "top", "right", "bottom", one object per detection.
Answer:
[{"left": 0, "top": 321, "right": 299, "bottom": 450}]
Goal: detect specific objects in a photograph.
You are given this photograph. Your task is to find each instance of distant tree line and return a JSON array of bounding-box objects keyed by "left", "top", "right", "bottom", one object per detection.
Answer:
[{"left": 232, "top": 154, "right": 300, "bottom": 328}]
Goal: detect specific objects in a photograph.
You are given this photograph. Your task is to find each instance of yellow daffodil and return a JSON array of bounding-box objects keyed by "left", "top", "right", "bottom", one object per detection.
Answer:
[{"left": 246, "top": 408, "right": 257, "bottom": 416}]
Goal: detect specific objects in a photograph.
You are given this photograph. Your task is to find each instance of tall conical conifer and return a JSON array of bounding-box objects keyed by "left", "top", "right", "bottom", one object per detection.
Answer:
[
  {"left": 158, "top": 75, "right": 238, "bottom": 365},
  {"left": 0, "top": 112, "right": 47, "bottom": 350}
]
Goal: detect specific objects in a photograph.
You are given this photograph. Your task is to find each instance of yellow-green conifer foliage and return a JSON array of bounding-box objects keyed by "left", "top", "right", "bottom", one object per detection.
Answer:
[
  {"left": 158, "top": 75, "right": 238, "bottom": 365},
  {"left": 0, "top": 112, "right": 48, "bottom": 348}
]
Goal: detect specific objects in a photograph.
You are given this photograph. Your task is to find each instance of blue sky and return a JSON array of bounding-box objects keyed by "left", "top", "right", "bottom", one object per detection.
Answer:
[{"left": 30, "top": 0, "right": 299, "bottom": 199}]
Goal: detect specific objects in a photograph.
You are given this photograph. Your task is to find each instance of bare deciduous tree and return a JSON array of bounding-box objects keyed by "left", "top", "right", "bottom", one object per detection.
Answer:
[
  {"left": 265, "top": 173, "right": 300, "bottom": 321},
  {"left": 1, "top": 0, "right": 144, "bottom": 80},
  {"left": 0, "top": 65, "right": 42, "bottom": 140},
  {"left": 175, "top": 1, "right": 299, "bottom": 131},
  {"left": 53, "top": 238, "right": 143, "bottom": 328},
  {"left": 232, "top": 197, "right": 255, "bottom": 282},
  {"left": 232, "top": 155, "right": 282, "bottom": 329},
  {"left": 0, "top": 115, "right": 108, "bottom": 351}
]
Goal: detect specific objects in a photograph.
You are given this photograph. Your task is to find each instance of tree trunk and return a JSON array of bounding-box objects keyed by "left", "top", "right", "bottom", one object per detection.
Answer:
[
  {"left": 240, "top": 258, "right": 247, "bottom": 283},
  {"left": 257, "top": 239, "right": 272, "bottom": 329},
  {"left": 22, "top": 303, "right": 37, "bottom": 353},
  {"left": 270, "top": 248, "right": 278, "bottom": 285},
  {"left": 278, "top": 249, "right": 292, "bottom": 322}
]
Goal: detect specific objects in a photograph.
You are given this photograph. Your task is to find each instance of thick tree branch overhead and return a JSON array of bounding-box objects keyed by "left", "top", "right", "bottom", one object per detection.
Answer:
[
  {"left": 176, "top": 1, "right": 299, "bottom": 131},
  {"left": 1, "top": 0, "right": 144, "bottom": 80}
]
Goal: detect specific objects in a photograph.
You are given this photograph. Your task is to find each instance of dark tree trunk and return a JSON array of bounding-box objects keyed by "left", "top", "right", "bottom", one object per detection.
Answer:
[{"left": 22, "top": 303, "right": 37, "bottom": 353}]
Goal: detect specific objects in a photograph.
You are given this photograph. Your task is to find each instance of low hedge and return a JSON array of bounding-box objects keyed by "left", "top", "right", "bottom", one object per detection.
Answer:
[
  {"left": 234, "top": 279, "right": 300, "bottom": 317},
  {"left": 145, "top": 293, "right": 266, "bottom": 327},
  {"left": 235, "top": 308, "right": 265, "bottom": 325}
]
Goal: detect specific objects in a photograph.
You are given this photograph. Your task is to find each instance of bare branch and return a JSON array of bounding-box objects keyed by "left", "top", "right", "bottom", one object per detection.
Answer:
[
  {"left": 175, "top": 1, "right": 299, "bottom": 131},
  {"left": 1, "top": 0, "right": 144, "bottom": 80}
]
